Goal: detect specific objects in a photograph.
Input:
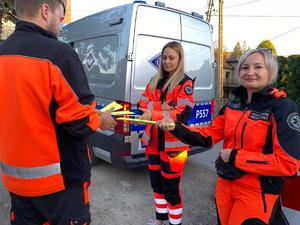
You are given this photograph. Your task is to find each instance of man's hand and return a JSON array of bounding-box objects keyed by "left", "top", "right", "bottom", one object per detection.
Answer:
[
  {"left": 138, "top": 107, "right": 152, "bottom": 121},
  {"left": 98, "top": 108, "right": 117, "bottom": 130},
  {"left": 220, "top": 149, "right": 232, "bottom": 163},
  {"left": 157, "top": 118, "right": 175, "bottom": 131}
]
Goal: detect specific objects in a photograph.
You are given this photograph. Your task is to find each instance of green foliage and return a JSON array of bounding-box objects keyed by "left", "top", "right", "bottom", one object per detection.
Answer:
[
  {"left": 232, "top": 42, "right": 243, "bottom": 58},
  {"left": 277, "top": 55, "right": 300, "bottom": 108},
  {"left": 0, "top": 0, "right": 16, "bottom": 23},
  {"left": 232, "top": 41, "right": 251, "bottom": 58},
  {"left": 257, "top": 40, "right": 277, "bottom": 56}
]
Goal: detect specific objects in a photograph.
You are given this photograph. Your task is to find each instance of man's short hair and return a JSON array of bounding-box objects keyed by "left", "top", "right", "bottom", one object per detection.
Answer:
[{"left": 14, "top": 0, "right": 59, "bottom": 18}]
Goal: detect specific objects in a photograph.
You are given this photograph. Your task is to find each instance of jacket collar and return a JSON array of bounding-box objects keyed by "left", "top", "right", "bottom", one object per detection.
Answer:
[
  {"left": 15, "top": 20, "right": 57, "bottom": 40},
  {"left": 228, "top": 85, "right": 274, "bottom": 109}
]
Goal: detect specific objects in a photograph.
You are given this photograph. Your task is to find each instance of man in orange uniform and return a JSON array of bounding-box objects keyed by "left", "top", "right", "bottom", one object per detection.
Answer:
[{"left": 0, "top": 0, "right": 116, "bottom": 224}]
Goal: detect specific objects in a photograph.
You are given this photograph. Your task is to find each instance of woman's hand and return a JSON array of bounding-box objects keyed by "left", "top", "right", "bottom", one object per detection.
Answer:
[
  {"left": 157, "top": 118, "right": 176, "bottom": 131},
  {"left": 138, "top": 107, "right": 152, "bottom": 121},
  {"left": 220, "top": 149, "right": 233, "bottom": 163},
  {"left": 161, "top": 99, "right": 174, "bottom": 111}
]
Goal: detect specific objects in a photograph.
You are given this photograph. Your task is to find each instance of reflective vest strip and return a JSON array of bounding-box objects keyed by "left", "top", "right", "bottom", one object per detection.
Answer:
[
  {"left": 165, "top": 141, "right": 189, "bottom": 148},
  {"left": 148, "top": 102, "right": 153, "bottom": 110},
  {"left": 140, "top": 96, "right": 149, "bottom": 101},
  {"left": 142, "top": 132, "right": 150, "bottom": 144},
  {"left": 0, "top": 162, "right": 61, "bottom": 179},
  {"left": 177, "top": 99, "right": 195, "bottom": 108},
  {"left": 163, "top": 111, "right": 170, "bottom": 119}
]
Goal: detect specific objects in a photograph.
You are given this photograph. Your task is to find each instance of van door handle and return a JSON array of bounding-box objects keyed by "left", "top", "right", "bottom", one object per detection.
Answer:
[{"left": 110, "top": 18, "right": 124, "bottom": 26}]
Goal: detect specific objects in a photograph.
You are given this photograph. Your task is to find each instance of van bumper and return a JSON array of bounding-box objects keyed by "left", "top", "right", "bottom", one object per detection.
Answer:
[{"left": 89, "top": 131, "right": 148, "bottom": 168}]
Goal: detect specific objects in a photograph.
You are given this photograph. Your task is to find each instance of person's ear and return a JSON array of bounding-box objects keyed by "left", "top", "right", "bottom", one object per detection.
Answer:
[{"left": 40, "top": 3, "right": 50, "bottom": 21}]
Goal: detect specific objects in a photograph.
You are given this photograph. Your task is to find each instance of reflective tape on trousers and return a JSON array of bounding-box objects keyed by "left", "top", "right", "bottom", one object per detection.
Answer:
[{"left": 0, "top": 161, "right": 61, "bottom": 179}]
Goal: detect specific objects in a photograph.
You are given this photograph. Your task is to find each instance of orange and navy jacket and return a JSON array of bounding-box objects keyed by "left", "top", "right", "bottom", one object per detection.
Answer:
[
  {"left": 171, "top": 86, "right": 300, "bottom": 193},
  {"left": 0, "top": 21, "right": 100, "bottom": 197},
  {"left": 138, "top": 74, "right": 195, "bottom": 153}
]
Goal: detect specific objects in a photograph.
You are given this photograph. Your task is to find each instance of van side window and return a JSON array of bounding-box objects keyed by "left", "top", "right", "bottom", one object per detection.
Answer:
[
  {"left": 73, "top": 35, "right": 119, "bottom": 97},
  {"left": 181, "top": 42, "right": 212, "bottom": 89}
]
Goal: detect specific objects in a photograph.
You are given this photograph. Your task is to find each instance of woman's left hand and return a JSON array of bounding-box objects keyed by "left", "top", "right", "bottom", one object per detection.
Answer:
[
  {"left": 138, "top": 107, "right": 152, "bottom": 120},
  {"left": 220, "top": 149, "right": 233, "bottom": 163}
]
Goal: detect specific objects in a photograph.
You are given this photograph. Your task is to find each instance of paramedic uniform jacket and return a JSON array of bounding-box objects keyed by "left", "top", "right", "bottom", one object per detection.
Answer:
[
  {"left": 170, "top": 86, "right": 300, "bottom": 194},
  {"left": 138, "top": 74, "right": 195, "bottom": 153},
  {"left": 0, "top": 21, "right": 100, "bottom": 197}
]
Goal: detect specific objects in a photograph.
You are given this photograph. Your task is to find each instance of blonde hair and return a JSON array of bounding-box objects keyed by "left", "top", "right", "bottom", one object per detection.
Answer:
[
  {"left": 149, "top": 41, "right": 185, "bottom": 93},
  {"left": 237, "top": 48, "right": 278, "bottom": 84}
]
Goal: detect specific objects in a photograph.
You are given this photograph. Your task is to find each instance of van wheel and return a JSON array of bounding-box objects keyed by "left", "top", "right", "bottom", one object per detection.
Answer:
[{"left": 88, "top": 144, "right": 99, "bottom": 166}]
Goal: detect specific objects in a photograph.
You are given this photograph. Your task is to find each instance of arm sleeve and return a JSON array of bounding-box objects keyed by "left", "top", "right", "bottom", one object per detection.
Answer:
[
  {"left": 235, "top": 99, "right": 300, "bottom": 176},
  {"left": 170, "top": 107, "right": 226, "bottom": 147},
  {"left": 50, "top": 47, "right": 100, "bottom": 137}
]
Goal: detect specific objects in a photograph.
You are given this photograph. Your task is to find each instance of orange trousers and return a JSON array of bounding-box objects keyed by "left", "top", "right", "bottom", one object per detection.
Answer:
[
  {"left": 215, "top": 178, "right": 279, "bottom": 225},
  {"left": 147, "top": 146, "right": 187, "bottom": 225}
]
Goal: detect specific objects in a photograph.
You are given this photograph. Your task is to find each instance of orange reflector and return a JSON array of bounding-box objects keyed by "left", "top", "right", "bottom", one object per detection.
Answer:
[{"left": 169, "top": 150, "right": 188, "bottom": 173}]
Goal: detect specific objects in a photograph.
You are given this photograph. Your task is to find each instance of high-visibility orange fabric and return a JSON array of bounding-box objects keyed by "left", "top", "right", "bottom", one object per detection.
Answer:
[
  {"left": 0, "top": 21, "right": 100, "bottom": 197},
  {"left": 170, "top": 85, "right": 300, "bottom": 224},
  {"left": 216, "top": 178, "right": 279, "bottom": 225},
  {"left": 139, "top": 75, "right": 194, "bottom": 153},
  {"left": 147, "top": 146, "right": 185, "bottom": 224}
]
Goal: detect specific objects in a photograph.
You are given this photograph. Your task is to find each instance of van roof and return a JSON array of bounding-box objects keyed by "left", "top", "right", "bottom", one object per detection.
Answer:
[{"left": 67, "top": 2, "right": 206, "bottom": 25}]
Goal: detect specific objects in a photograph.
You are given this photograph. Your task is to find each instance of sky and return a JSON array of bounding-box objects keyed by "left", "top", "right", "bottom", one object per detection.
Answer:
[{"left": 71, "top": 0, "right": 300, "bottom": 56}]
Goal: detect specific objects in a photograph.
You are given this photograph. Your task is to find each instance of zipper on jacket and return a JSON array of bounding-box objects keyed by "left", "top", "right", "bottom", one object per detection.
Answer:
[
  {"left": 233, "top": 110, "right": 247, "bottom": 149},
  {"left": 240, "top": 122, "right": 247, "bottom": 149},
  {"left": 261, "top": 191, "right": 267, "bottom": 213},
  {"left": 246, "top": 160, "right": 269, "bottom": 164}
]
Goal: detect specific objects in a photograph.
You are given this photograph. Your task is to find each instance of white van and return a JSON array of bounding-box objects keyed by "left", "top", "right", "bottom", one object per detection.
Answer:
[{"left": 60, "top": 1, "right": 216, "bottom": 168}]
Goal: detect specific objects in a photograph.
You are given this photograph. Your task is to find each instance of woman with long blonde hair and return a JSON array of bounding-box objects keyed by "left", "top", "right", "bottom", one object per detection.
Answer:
[{"left": 138, "top": 41, "right": 195, "bottom": 225}]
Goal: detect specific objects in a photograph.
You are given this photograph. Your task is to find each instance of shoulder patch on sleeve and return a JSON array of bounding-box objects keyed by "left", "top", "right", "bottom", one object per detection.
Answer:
[
  {"left": 287, "top": 112, "right": 300, "bottom": 132},
  {"left": 184, "top": 85, "right": 193, "bottom": 95}
]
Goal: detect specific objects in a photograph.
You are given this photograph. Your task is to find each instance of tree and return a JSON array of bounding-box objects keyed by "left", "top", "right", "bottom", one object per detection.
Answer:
[
  {"left": 257, "top": 40, "right": 277, "bottom": 56},
  {"left": 0, "top": 0, "right": 16, "bottom": 40},
  {"left": 232, "top": 42, "right": 243, "bottom": 58},
  {"left": 241, "top": 41, "right": 251, "bottom": 53},
  {"left": 277, "top": 55, "right": 300, "bottom": 108}
]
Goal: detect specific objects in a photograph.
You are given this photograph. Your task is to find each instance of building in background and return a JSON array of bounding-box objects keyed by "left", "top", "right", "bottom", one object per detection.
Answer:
[
  {"left": 214, "top": 50, "right": 240, "bottom": 105},
  {"left": 223, "top": 52, "right": 239, "bottom": 102}
]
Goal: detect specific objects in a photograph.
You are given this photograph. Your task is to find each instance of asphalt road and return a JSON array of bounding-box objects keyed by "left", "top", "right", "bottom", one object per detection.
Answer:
[{"left": 0, "top": 144, "right": 221, "bottom": 225}]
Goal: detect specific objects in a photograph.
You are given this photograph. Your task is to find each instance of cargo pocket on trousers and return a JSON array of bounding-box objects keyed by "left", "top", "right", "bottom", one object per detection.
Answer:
[{"left": 168, "top": 150, "right": 188, "bottom": 173}]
